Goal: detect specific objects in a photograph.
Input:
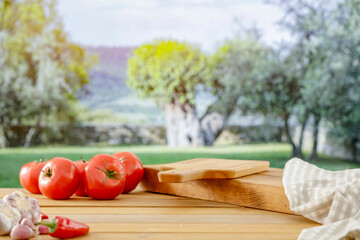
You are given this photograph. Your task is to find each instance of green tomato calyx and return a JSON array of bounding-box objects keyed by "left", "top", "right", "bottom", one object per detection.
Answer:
[{"left": 96, "top": 159, "right": 124, "bottom": 184}]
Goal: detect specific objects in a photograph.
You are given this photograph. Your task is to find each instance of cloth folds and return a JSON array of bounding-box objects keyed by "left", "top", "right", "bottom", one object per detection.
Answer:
[{"left": 283, "top": 158, "right": 360, "bottom": 240}]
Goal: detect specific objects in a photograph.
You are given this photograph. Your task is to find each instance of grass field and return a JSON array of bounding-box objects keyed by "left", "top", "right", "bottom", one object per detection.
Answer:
[{"left": 1, "top": 143, "right": 359, "bottom": 188}]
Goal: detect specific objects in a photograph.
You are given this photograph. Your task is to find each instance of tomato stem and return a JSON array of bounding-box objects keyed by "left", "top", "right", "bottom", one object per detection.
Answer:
[
  {"left": 80, "top": 156, "right": 87, "bottom": 163},
  {"left": 41, "top": 167, "right": 52, "bottom": 178},
  {"left": 96, "top": 159, "right": 124, "bottom": 184}
]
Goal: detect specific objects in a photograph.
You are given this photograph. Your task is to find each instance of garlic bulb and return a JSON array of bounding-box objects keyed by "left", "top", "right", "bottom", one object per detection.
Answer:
[
  {"left": 3, "top": 191, "right": 41, "bottom": 223},
  {"left": 0, "top": 199, "right": 21, "bottom": 235}
]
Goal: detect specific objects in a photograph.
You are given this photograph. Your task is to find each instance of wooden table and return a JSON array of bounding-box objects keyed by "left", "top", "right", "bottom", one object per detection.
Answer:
[{"left": 0, "top": 188, "right": 320, "bottom": 240}]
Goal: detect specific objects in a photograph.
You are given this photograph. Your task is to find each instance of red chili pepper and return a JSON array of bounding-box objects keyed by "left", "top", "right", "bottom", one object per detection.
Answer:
[
  {"left": 40, "top": 216, "right": 89, "bottom": 238},
  {"left": 41, "top": 212, "right": 48, "bottom": 220}
]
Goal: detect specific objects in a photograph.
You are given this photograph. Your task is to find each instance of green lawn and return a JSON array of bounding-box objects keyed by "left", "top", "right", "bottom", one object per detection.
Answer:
[{"left": 1, "top": 143, "right": 359, "bottom": 188}]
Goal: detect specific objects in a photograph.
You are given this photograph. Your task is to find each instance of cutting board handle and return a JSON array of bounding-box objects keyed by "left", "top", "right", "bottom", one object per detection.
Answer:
[{"left": 158, "top": 169, "right": 206, "bottom": 183}]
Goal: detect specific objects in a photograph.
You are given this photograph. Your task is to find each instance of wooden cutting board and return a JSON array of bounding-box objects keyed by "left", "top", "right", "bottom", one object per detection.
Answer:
[
  {"left": 156, "top": 158, "right": 270, "bottom": 183},
  {"left": 140, "top": 159, "right": 294, "bottom": 215}
]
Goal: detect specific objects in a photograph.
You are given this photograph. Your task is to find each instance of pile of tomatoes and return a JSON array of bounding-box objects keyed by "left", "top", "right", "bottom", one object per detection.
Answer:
[{"left": 19, "top": 152, "right": 144, "bottom": 200}]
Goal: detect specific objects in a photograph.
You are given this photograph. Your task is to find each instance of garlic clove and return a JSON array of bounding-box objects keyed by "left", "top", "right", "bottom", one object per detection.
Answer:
[
  {"left": 10, "top": 224, "right": 34, "bottom": 240},
  {"left": 20, "top": 218, "right": 35, "bottom": 231}
]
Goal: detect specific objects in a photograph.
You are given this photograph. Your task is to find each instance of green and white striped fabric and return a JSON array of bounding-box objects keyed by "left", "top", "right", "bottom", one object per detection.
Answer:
[{"left": 283, "top": 158, "right": 360, "bottom": 240}]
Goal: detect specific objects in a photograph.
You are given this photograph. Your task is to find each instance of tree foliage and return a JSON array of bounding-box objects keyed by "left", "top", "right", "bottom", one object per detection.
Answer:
[
  {"left": 314, "top": 0, "right": 360, "bottom": 161},
  {"left": 127, "top": 40, "right": 211, "bottom": 106},
  {"left": 210, "top": 30, "right": 267, "bottom": 118},
  {"left": 275, "top": 0, "right": 360, "bottom": 161},
  {"left": 0, "top": 0, "right": 96, "bottom": 147},
  {"left": 239, "top": 45, "right": 304, "bottom": 157}
]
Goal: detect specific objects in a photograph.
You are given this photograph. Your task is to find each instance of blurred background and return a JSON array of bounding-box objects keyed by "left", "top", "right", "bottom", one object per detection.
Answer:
[{"left": 1, "top": 0, "right": 360, "bottom": 187}]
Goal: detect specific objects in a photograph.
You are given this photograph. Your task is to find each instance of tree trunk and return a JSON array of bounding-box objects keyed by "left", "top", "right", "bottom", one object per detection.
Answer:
[
  {"left": 164, "top": 103, "right": 227, "bottom": 147},
  {"left": 351, "top": 137, "right": 359, "bottom": 163},
  {"left": 198, "top": 94, "right": 237, "bottom": 146},
  {"left": 24, "top": 127, "right": 36, "bottom": 148},
  {"left": 0, "top": 125, "right": 6, "bottom": 149},
  {"left": 284, "top": 114, "right": 303, "bottom": 158},
  {"left": 308, "top": 114, "right": 321, "bottom": 161},
  {"left": 200, "top": 112, "right": 225, "bottom": 146},
  {"left": 164, "top": 103, "right": 204, "bottom": 147},
  {"left": 298, "top": 113, "right": 309, "bottom": 151}
]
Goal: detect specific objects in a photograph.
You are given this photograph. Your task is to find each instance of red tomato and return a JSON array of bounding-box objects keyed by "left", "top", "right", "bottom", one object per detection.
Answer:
[
  {"left": 113, "top": 152, "right": 144, "bottom": 193},
  {"left": 74, "top": 159, "right": 88, "bottom": 197},
  {"left": 39, "top": 157, "right": 80, "bottom": 200},
  {"left": 19, "top": 160, "right": 46, "bottom": 194},
  {"left": 84, "top": 154, "right": 126, "bottom": 200}
]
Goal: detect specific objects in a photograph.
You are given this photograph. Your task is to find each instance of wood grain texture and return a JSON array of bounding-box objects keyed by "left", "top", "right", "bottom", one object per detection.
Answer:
[
  {"left": 141, "top": 166, "right": 294, "bottom": 214},
  {"left": 85, "top": 222, "right": 317, "bottom": 233},
  {"left": 40, "top": 207, "right": 286, "bottom": 215},
  {"left": 156, "top": 158, "right": 269, "bottom": 183},
  {"left": 0, "top": 188, "right": 319, "bottom": 240},
  {"left": 45, "top": 214, "right": 313, "bottom": 224},
  {"left": 0, "top": 233, "right": 304, "bottom": 240}
]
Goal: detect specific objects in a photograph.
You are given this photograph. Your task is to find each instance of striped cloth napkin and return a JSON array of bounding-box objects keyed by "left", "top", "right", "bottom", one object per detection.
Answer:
[{"left": 283, "top": 158, "right": 360, "bottom": 240}]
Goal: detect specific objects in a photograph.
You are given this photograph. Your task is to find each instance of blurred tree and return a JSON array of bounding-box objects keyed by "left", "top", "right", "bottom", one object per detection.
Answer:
[
  {"left": 212, "top": 29, "right": 311, "bottom": 157},
  {"left": 127, "top": 36, "right": 267, "bottom": 147},
  {"left": 241, "top": 46, "right": 304, "bottom": 157},
  {"left": 195, "top": 30, "right": 266, "bottom": 147},
  {"left": 276, "top": 0, "right": 360, "bottom": 161},
  {"left": 127, "top": 40, "right": 214, "bottom": 146},
  {"left": 210, "top": 30, "right": 265, "bottom": 125},
  {"left": 312, "top": 0, "right": 360, "bottom": 162},
  {"left": 275, "top": 0, "right": 330, "bottom": 159},
  {"left": 0, "top": 0, "right": 96, "bottom": 148}
]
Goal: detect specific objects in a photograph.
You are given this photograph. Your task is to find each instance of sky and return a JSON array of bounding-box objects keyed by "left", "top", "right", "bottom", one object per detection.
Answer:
[{"left": 57, "top": 0, "right": 291, "bottom": 51}]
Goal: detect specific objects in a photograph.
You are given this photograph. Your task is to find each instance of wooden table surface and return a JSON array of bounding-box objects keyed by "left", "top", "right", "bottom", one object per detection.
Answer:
[{"left": 0, "top": 188, "right": 320, "bottom": 240}]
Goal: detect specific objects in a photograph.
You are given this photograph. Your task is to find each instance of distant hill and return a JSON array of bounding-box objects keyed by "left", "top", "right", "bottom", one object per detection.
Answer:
[
  {"left": 77, "top": 46, "right": 164, "bottom": 124},
  {"left": 79, "top": 46, "right": 134, "bottom": 103},
  {"left": 86, "top": 46, "right": 133, "bottom": 77}
]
